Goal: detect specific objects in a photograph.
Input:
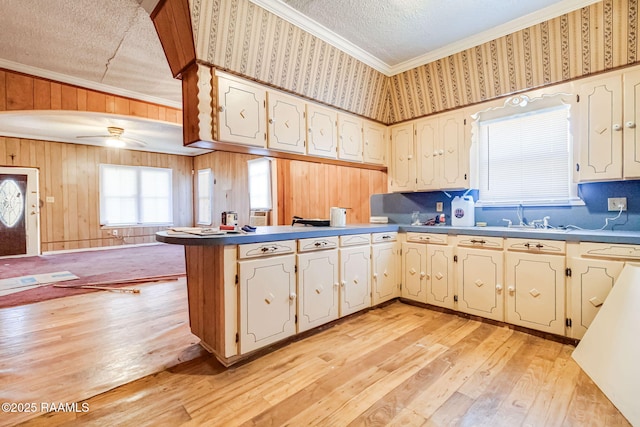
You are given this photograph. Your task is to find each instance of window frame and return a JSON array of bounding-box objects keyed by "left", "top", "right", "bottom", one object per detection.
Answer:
[
  {"left": 247, "top": 157, "right": 274, "bottom": 211},
  {"left": 99, "top": 164, "right": 174, "bottom": 227},
  {"left": 471, "top": 93, "right": 583, "bottom": 207},
  {"left": 196, "top": 168, "right": 214, "bottom": 225}
]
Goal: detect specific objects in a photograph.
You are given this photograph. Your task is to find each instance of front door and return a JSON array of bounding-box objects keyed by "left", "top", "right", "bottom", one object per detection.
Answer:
[{"left": 0, "top": 168, "right": 40, "bottom": 257}]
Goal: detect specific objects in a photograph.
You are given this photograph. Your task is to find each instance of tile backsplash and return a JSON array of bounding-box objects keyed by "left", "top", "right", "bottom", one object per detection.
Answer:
[{"left": 371, "top": 181, "right": 640, "bottom": 231}]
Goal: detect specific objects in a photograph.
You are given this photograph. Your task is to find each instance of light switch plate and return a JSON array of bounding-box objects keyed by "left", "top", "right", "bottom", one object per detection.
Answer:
[
  {"left": 436, "top": 202, "right": 443, "bottom": 212},
  {"left": 46, "top": 196, "right": 55, "bottom": 203},
  {"left": 607, "top": 197, "right": 627, "bottom": 211}
]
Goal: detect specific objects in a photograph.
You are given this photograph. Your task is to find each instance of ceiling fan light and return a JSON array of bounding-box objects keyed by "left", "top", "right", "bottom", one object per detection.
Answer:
[{"left": 106, "top": 137, "right": 125, "bottom": 148}]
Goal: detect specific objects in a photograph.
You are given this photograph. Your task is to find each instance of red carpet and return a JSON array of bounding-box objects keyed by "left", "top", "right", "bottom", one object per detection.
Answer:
[{"left": 0, "top": 244, "right": 185, "bottom": 309}]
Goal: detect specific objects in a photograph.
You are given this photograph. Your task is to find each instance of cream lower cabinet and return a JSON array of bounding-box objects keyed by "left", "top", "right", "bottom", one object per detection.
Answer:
[
  {"left": 297, "top": 237, "right": 340, "bottom": 332},
  {"left": 371, "top": 232, "right": 399, "bottom": 305},
  {"left": 567, "top": 242, "right": 638, "bottom": 339},
  {"left": 505, "top": 239, "right": 566, "bottom": 335},
  {"left": 238, "top": 241, "right": 297, "bottom": 354},
  {"left": 339, "top": 234, "right": 372, "bottom": 316},
  {"left": 402, "top": 232, "right": 455, "bottom": 309},
  {"left": 456, "top": 236, "right": 505, "bottom": 322}
]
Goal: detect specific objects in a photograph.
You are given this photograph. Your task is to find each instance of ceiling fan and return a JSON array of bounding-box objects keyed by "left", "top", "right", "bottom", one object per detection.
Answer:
[{"left": 76, "top": 126, "right": 148, "bottom": 148}]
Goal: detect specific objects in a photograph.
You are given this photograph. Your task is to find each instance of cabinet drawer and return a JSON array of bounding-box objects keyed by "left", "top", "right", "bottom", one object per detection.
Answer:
[
  {"left": 506, "top": 238, "right": 566, "bottom": 255},
  {"left": 456, "top": 235, "right": 503, "bottom": 249},
  {"left": 298, "top": 236, "right": 339, "bottom": 252},
  {"left": 406, "top": 232, "right": 448, "bottom": 245},
  {"left": 579, "top": 242, "right": 640, "bottom": 260},
  {"left": 238, "top": 240, "right": 296, "bottom": 259},
  {"left": 371, "top": 232, "right": 397, "bottom": 243},
  {"left": 339, "top": 233, "right": 371, "bottom": 247}
]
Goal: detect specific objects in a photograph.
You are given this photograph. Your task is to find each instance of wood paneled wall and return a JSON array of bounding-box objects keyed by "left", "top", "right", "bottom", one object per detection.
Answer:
[
  {"left": 0, "top": 69, "right": 182, "bottom": 123},
  {"left": 192, "top": 151, "right": 259, "bottom": 226},
  {"left": 277, "top": 159, "right": 387, "bottom": 225},
  {"left": 192, "top": 151, "right": 387, "bottom": 226},
  {"left": 0, "top": 137, "right": 193, "bottom": 252}
]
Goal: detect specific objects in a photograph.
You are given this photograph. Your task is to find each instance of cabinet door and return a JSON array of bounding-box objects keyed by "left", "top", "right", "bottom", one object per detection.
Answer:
[
  {"left": 456, "top": 248, "right": 504, "bottom": 322},
  {"left": 238, "top": 255, "right": 296, "bottom": 354},
  {"left": 426, "top": 244, "right": 455, "bottom": 310},
  {"left": 266, "top": 91, "right": 306, "bottom": 154},
  {"left": 389, "top": 123, "right": 415, "bottom": 192},
  {"left": 372, "top": 242, "right": 398, "bottom": 305},
  {"left": 579, "top": 76, "right": 623, "bottom": 181},
  {"left": 363, "top": 120, "right": 387, "bottom": 165},
  {"left": 402, "top": 242, "right": 427, "bottom": 303},
  {"left": 339, "top": 246, "right": 371, "bottom": 316},
  {"left": 569, "top": 257, "right": 625, "bottom": 339},
  {"left": 623, "top": 69, "right": 640, "bottom": 178},
  {"left": 505, "top": 252, "right": 565, "bottom": 335},
  {"left": 439, "top": 112, "right": 468, "bottom": 189},
  {"left": 338, "top": 113, "right": 363, "bottom": 162},
  {"left": 306, "top": 104, "right": 337, "bottom": 158},
  {"left": 297, "top": 250, "right": 339, "bottom": 332},
  {"left": 415, "top": 118, "right": 438, "bottom": 190},
  {"left": 217, "top": 76, "right": 266, "bottom": 147}
]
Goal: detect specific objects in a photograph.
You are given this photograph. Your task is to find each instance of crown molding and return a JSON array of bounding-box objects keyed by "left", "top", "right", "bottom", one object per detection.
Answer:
[
  {"left": 0, "top": 59, "right": 182, "bottom": 109},
  {"left": 250, "top": 0, "right": 602, "bottom": 77}
]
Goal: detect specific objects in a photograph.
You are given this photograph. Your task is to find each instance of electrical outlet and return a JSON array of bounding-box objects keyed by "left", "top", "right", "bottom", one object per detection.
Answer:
[
  {"left": 607, "top": 197, "right": 627, "bottom": 211},
  {"left": 436, "top": 202, "right": 443, "bottom": 212}
]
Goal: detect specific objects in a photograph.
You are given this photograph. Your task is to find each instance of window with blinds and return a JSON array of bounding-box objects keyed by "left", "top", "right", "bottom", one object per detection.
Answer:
[
  {"left": 476, "top": 102, "right": 580, "bottom": 206},
  {"left": 100, "top": 164, "right": 173, "bottom": 225}
]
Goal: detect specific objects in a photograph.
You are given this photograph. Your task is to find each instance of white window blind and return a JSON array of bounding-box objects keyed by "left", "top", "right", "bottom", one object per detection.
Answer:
[
  {"left": 477, "top": 104, "right": 577, "bottom": 205},
  {"left": 248, "top": 158, "right": 272, "bottom": 210},
  {"left": 197, "top": 168, "right": 213, "bottom": 225},
  {"left": 100, "top": 164, "right": 173, "bottom": 225}
]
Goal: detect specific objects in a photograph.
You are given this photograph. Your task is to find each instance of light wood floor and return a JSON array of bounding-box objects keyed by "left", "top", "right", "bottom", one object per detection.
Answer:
[{"left": 1, "top": 281, "right": 630, "bottom": 426}]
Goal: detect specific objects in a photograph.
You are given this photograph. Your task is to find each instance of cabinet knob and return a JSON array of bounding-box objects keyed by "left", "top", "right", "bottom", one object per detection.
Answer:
[
  {"left": 334, "top": 282, "right": 339, "bottom": 289},
  {"left": 407, "top": 155, "right": 413, "bottom": 160},
  {"left": 439, "top": 149, "right": 444, "bottom": 155},
  {"left": 496, "top": 284, "right": 503, "bottom": 292},
  {"left": 218, "top": 105, "right": 225, "bottom": 113},
  {"left": 373, "top": 273, "right": 378, "bottom": 279},
  {"left": 626, "top": 121, "right": 636, "bottom": 129},
  {"left": 420, "top": 272, "right": 426, "bottom": 279},
  {"left": 269, "top": 118, "right": 274, "bottom": 124},
  {"left": 353, "top": 277, "right": 359, "bottom": 284},
  {"left": 613, "top": 123, "right": 622, "bottom": 131},
  {"left": 508, "top": 286, "right": 515, "bottom": 295},
  {"left": 289, "top": 293, "right": 297, "bottom": 301},
  {"left": 341, "top": 281, "right": 346, "bottom": 287}
]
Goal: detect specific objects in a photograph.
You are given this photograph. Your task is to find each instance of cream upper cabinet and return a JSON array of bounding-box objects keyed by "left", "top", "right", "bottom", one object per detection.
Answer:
[
  {"left": 389, "top": 123, "right": 415, "bottom": 192},
  {"left": 297, "top": 248, "right": 340, "bottom": 332},
  {"left": 266, "top": 90, "right": 306, "bottom": 154},
  {"left": 456, "top": 246, "right": 505, "bottom": 322},
  {"left": 577, "top": 70, "right": 640, "bottom": 180},
  {"left": 363, "top": 120, "right": 387, "bottom": 165},
  {"left": 505, "top": 251, "right": 565, "bottom": 335},
  {"left": 337, "top": 113, "right": 363, "bottom": 162},
  {"left": 216, "top": 74, "right": 266, "bottom": 147},
  {"left": 415, "top": 112, "right": 468, "bottom": 190},
  {"left": 238, "top": 254, "right": 296, "bottom": 354},
  {"left": 306, "top": 103, "right": 338, "bottom": 158},
  {"left": 623, "top": 69, "right": 640, "bottom": 178}
]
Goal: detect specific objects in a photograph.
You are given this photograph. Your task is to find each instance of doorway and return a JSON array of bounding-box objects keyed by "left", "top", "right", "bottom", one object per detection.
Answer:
[{"left": 0, "top": 167, "right": 40, "bottom": 257}]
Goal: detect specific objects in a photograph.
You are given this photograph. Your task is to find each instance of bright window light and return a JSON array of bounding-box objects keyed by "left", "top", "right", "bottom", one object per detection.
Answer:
[
  {"left": 100, "top": 164, "right": 173, "bottom": 226},
  {"left": 248, "top": 158, "right": 273, "bottom": 210},
  {"left": 197, "top": 169, "right": 213, "bottom": 225}
]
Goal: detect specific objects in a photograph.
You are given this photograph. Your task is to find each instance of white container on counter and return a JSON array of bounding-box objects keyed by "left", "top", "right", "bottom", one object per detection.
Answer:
[
  {"left": 330, "top": 207, "right": 347, "bottom": 227},
  {"left": 451, "top": 196, "right": 475, "bottom": 227}
]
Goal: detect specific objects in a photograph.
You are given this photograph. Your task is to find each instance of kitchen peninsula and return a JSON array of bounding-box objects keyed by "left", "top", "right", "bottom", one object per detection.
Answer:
[{"left": 158, "top": 224, "right": 640, "bottom": 366}]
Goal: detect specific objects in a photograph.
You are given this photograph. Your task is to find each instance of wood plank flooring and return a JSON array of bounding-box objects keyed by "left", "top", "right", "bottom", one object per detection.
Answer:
[{"left": 0, "top": 281, "right": 630, "bottom": 426}]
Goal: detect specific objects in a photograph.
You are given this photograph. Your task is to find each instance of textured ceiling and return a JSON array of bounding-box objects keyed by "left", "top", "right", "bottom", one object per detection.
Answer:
[
  {"left": 265, "top": 0, "right": 601, "bottom": 74},
  {"left": 0, "top": 0, "right": 179, "bottom": 107}
]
